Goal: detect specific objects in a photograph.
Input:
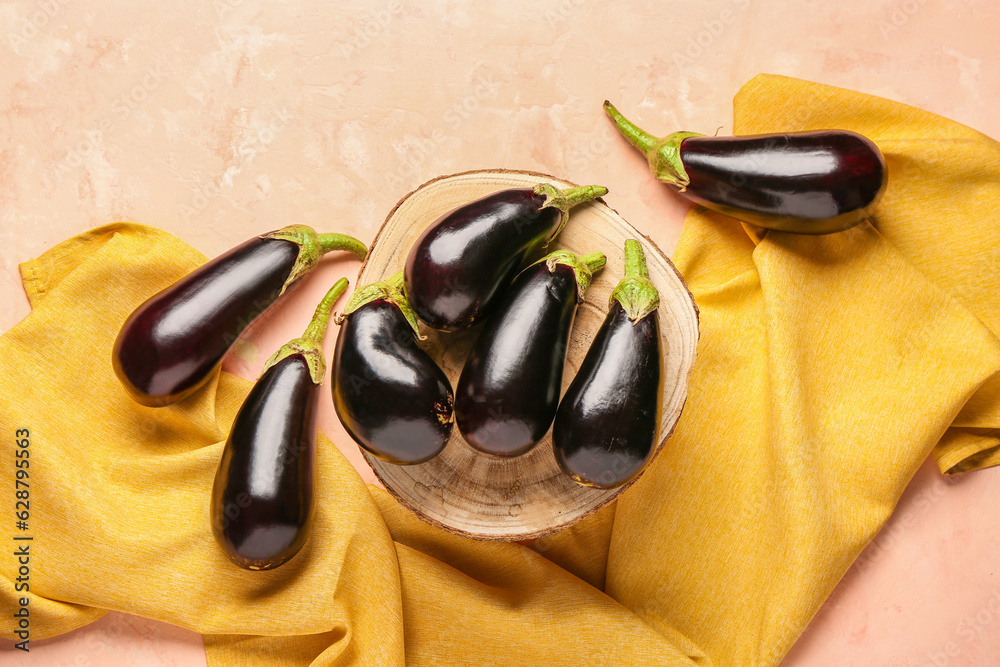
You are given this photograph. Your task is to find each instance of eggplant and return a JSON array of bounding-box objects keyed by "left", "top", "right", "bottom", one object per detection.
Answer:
[
  {"left": 553, "top": 240, "right": 663, "bottom": 489},
  {"left": 211, "top": 277, "right": 348, "bottom": 570},
  {"left": 403, "top": 183, "right": 607, "bottom": 331},
  {"left": 456, "top": 249, "right": 606, "bottom": 457},
  {"left": 604, "top": 101, "right": 886, "bottom": 234},
  {"left": 332, "top": 272, "right": 453, "bottom": 464},
  {"left": 113, "top": 225, "right": 366, "bottom": 407}
]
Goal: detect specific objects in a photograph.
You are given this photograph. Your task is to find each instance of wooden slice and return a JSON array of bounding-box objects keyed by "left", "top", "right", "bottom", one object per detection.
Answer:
[{"left": 357, "top": 169, "right": 699, "bottom": 540}]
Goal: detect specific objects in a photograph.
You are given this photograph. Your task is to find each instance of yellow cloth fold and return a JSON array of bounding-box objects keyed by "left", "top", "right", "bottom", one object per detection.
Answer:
[{"left": 2, "top": 74, "right": 1000, "bottom": 666}]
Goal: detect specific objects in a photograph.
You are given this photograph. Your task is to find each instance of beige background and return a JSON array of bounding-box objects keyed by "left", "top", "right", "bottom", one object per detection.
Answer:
[{"left": 1, "top": 0, "right": 999, "bottom": 664}]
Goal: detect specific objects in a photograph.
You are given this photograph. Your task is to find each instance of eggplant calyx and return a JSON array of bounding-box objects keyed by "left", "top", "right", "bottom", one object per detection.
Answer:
[
  {"left": 341, "top": 271, "right": 424, "bottom": 339},
  {"left": 262, "top": 277, "right": 349, "bottom": 384},
  {"left": 262, "top": 226, "right": 367, "bottom": 295},
  {"left": 603, "top": 100, "right": 703, "bottom": 191},
  {"left": 262, "top": 341, "right": 326, "bottom": 385},
  {"left": 540, "top": 249, "right": 607, "bottom": 302},
  {"left": 535, "top": 182, "right": 608, "bottom": 242},
  {"left": 610, "top": 239, "right": 659, "bottom": 323}
]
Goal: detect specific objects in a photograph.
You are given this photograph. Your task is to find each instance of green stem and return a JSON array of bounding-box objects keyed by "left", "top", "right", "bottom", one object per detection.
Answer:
[
  {"left": 302, "top": 277, "right": 350, "bottom": 344},
  {"left": 603, "top": 100, "right": 703, "bottom": 190},
  {"left": 535, "top": 182, "right": 609, "bottom": 242},
  {"left": 318, "top": 233, "right": 367, "bottom": 260},
  {"left": 540, "top": 249, "right": 607, "bottom": 301},
  {"left": 579, "top": 251, "right": 607, "bottom": 274},
  {"left": 603, "top": 100, "right": 657, "bottom": 155},
  {"left": 262, "top": 277, "right": 351, "bottom": 384},
  {"left": 611, "top": 239, "right": 659, "bottom": 323},
  {"left": 558, "top": 184, "right": 608, "bottom": 209},
  {"left": 623, "top": 239, "right": 649, "bottom": 280},
  {"left": 262, "top": 226, "right": 368, "bottom": 295}
]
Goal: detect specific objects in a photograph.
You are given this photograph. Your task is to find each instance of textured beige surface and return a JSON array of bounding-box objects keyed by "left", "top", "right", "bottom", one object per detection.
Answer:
[{"left": 2, "top": 1, "right": 1000, "bottom": 665}]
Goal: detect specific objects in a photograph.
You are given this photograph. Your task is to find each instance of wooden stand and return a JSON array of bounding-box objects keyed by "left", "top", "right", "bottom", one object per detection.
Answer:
[{"left": 356, "top": 169, "right": 699, "bottom": 540}]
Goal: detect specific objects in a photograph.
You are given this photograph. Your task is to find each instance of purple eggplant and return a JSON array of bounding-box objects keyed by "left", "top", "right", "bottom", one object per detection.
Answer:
[
  {"left": 332, "top": 272, "right": 453, "bottom": 464},
  {"left": 403, "top": 183, "right": 607, "bottom": 331},
  {"left": 212, "top": 278, "right": 348, "bottom": 570},
  {"left": 554, "top": 240, "right": 663, "bottom": 489},
  {"left": 113, "top": 225, "right": 366, "bottom": 407},
  {"left": 456, "top": 249, "right": 606, "bottom": 457},
  {"left": 604, "top": 101, "right": 886, "bottom": 234}
]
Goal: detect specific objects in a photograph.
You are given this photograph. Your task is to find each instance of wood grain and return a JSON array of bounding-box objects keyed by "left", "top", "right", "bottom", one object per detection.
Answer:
[{"left": 357, "top": 169, "right": 699, "bottom": 540}]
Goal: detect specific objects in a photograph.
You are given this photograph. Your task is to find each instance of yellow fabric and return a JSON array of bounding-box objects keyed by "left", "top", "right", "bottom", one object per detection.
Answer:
[{"left": 2, "top": 74, "right": 1000, "bottom": 666}]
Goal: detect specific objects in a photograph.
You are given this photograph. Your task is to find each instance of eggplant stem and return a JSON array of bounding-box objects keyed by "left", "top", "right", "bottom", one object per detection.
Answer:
[
  {"left": 262, "top": 277, "right": 350, "bottom": 384},
  {"left": 535, "top": 182, "right": 608, "bottom": 243},
  {"left": 558, "top": 184, "right": 608, "bottom": 209},
  {"left": 611, "top": 239, "right": 659, "bottom": 323},
  {"left": 263, "top": 226, "right": 366, "bottom": 296},
  {"left": 603, "top": 101, "right": 702, "bottom": 190},
  {"left": 540, "top": 249, "right": 607, "bottom": 302},
  {"left": 623, "top": 239, "right": 649, "bottom": 280},
  {"left": 579, "top": 251, "right": 607, "bottom": 274},
  {"left": 302, "top": 277, "right": 350, "bottom": 344},
  {"left": 318, "top": 233, "right": 368, "bottom": 260},
  {"left": 603, "top": 101, "right": 657, "bottom": 155}
]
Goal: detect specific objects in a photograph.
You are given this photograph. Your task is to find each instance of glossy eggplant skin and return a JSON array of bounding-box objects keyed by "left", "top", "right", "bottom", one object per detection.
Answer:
[
  {"left": 456, "top": 263, "right": 579, "bottom": 457},
  {"left": 678, "top": 131, "right": 886, "bottom": 234},
  {"left": 333, "top": 300, "right": 453, "bottom": 464},
  {"left": 553, "top": 302, "right": 662, "bottom": 488},
  {"left": 113, "top": 236, "right": 299, "bottom": 406},
  {"left": 404, "top": 188, "right": 560, "bottom": 331},
  {"left": 211, "top": 354, "right": 317, "bottom": 570}
]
